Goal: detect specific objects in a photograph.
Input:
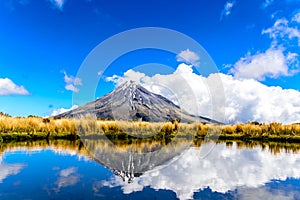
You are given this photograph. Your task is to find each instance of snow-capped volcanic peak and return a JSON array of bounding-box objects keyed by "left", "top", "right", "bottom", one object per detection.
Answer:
[{"left": 55, "top": 81, "right": 218, "bottom": 123}]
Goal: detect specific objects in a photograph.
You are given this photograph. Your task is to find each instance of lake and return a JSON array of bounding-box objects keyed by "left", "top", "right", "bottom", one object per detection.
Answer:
[{"left": 1, "top": 139, "right": 300, "bottom": 200}]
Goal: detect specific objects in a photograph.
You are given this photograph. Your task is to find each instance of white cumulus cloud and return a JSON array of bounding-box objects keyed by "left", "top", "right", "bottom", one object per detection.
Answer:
[
  {"left": 220, "top": 0, "right": 236, "bottom": 20},
  {"left": 230, "top": 47, "right": 298, "bottom": 80},
  {"left": 51, "top": 105, "right": 78, "bottom": 116},
  {"left": 106, "top": 63, "right": 300, "bottom": 124},
  {"left": 176, "top": 49, "right": 200, "bottom": 67},
  {"left": 63, "top": 71, "right": 82, "bottom": 93},
  {"left": 0, "top": 78, "right": 29, "bottom": 96},
  {"left": 219, "top": 73, "right": 300, "bottom": 123},
  {"left": 228, "top": 13, "right": 300, "bottom": 82}
]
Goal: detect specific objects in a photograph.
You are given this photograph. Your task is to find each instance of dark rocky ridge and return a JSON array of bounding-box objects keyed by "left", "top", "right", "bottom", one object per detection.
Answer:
[{"left": 55, "top": 81, "right": 218, "bottom": 123}]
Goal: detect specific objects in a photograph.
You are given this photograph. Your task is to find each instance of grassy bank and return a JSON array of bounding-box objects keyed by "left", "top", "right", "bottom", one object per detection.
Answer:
[
  {"left": 0, "top": 116, "right": 78, "bottom": 142},
  {"left": 214, "top": 122, "right": 300, "bottom": 142},
  {"left": 0, "top": 116, "right": 187, "bottom": 141},
  {"left": 0, "top": 115, "right": 300, "bottom": 143}
]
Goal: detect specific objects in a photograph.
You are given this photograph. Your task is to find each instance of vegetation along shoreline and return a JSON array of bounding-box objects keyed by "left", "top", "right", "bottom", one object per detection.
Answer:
[{"left": 0, "top": 115, "right": 300, "bottom": 143}]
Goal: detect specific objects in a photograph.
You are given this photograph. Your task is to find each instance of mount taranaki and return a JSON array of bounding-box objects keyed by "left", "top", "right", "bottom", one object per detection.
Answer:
[{"left": 55, "top": 81, "right": 218, "bottom": 123}]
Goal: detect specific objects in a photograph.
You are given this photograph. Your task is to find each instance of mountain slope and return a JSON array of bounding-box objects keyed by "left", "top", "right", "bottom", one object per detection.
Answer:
[{"left": 55, "top": 81, "right": 218, "bottom": 123}]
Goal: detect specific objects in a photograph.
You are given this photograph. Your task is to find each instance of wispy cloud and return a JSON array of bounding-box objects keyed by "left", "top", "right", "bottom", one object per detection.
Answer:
[
  {"left": 48, "top": 0, "right": 66, "bottom": 10},
  {"left": 0, "top": 78, "right": 29, "bottom": 96},
  {"left": 55, "top": 167, "right": 80, "bottom": 192},
  {"left": 51, "top": 105, "right": 78, "bottom": 116},
  {"left": 292, "top": 11, "right": 300, "bottom": 23},
  {"left": 63, "top": 71, "right": 82, "bottom": 93},
  {"left": 176, "top": 49, "right": 200, "bottom": 67},
  {"left": 220, "top": 0, "right": 236, "bottom": 21},
  {"left": 59, "top": 167, "right": 77, "bottom": 177},
  {"left": 261, "top": 0, "right": 275, "bottom": 9},
  {"left": 18, "top": 0, "right": 31, "bottom": 5},
  {"left": 262, "top": 18, "right": 300, "bottom": 47},
  {"left": 0, "top": 162, "right": 26, "bottom": 183},
  {"left": 262, "top": 0, "right": 300, "bottom": 8}
]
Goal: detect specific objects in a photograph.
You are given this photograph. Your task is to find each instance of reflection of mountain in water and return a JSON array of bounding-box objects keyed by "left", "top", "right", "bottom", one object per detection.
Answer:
[{"left": 82, "top": 138, "right": 192, "bottom": 183}]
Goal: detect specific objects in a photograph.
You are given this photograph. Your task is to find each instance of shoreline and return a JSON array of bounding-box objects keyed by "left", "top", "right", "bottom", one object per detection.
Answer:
[
  {"left": 2, "top": 132, "right": 300, "bottom": 144},
  {"left": 2, "top": 138, "right": 300, "bottom": 155},
  {"left": 0, "top": 116, "right": 300, "bottom": 143}
]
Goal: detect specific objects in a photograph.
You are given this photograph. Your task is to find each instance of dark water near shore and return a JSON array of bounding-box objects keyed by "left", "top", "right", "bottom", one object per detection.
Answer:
[{"left": 1, "top": 139, "right": 300, "bottom": 200}]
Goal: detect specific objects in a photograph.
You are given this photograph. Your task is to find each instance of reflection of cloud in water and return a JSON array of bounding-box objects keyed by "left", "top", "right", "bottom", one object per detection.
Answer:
[
  {"left": 235, "top": 186, "right": 299, "bottom": 200},
  {"left": 101, "top": 143, "right": 300, "bottom": 200},
  {"left": 60, "top": 167, "right": 77, "bottom": 177},
  {"left": 2, "top": 147, "right": 89, "bottom": 161},
  {"left": 55, "top": 167, "right": 80, "bottom": 189},
  {"left": 0, "top": 155, "right": 26, "bottom": 183}
]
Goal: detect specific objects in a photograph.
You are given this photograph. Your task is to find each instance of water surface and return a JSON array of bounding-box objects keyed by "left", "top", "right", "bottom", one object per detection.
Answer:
[{"left": 1, "top": 140, "right": 300, "bottom": 200}]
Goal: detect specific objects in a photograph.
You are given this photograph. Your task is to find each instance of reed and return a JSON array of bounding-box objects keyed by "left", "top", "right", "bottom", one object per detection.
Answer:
[{"left": 0, "top": 115, "right": 300, "bottom": 143}]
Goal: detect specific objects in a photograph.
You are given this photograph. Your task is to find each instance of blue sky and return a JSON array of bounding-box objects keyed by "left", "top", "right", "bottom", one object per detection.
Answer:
[{"left": 0, "top": 0, "right": 300, "bottom": 122}]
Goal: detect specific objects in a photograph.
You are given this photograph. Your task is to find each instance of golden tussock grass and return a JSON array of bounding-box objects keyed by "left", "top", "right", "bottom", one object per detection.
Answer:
[{"left": 0, "top": 115, "right": 300, "bottom": 142}]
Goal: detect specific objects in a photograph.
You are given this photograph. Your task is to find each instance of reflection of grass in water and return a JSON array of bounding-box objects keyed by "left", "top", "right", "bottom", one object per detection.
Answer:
[
  {"left": 0, "top": 139, "right": 88, "bottom": 158},
  {"left": 217, "top": 139, "right": 300, "bottom": 155},
  {"left": 82, "top": 138, "right": 192, "bottom": 155},
  {"left": 0, "top": 116, "right": 300, "bottom": 143},
  {"left": 1, "top": 139, "right": 300, "bottom": 159}
]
